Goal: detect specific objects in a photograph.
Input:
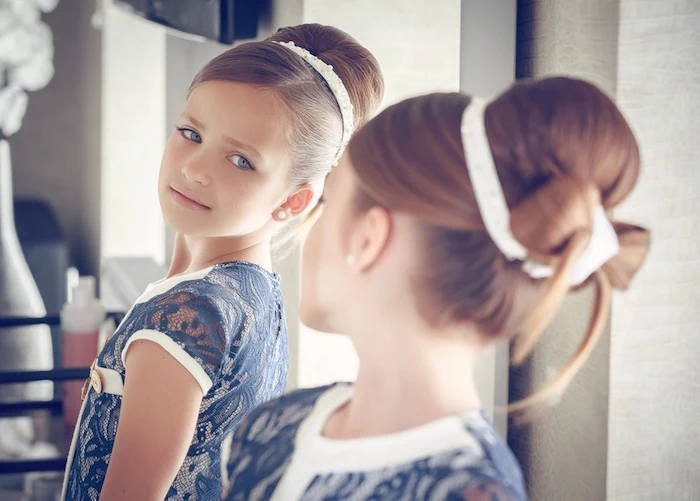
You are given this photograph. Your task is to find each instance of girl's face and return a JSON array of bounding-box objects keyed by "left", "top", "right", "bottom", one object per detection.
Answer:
[
  {"left": 159, "top": 81, "right": 294, "bottom": 238},
  {"left": 299, "top": 152, "right": 440, "bottom": 344},
  {"left": 300, "top": 156, "right": 362, "bottom": 333}
]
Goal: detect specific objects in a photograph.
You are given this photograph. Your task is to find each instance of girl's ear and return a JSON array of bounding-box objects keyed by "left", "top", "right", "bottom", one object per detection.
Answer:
[
  {"left": 273, "top": 184, "right": 315, "bottom": 220},
  {"left": 348, "top": 206, "right": 392, "bottom": 272}
]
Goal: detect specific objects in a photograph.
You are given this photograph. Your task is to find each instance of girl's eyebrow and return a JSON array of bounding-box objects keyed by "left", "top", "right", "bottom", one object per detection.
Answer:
[{"left": 180, "top": 113, "right": 263, "bottom": 164}]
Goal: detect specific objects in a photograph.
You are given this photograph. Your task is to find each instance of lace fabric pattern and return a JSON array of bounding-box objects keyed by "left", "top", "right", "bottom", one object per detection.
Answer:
[
  {"left": 64, "top": 262, "right": 289, "bottom": 501},
  {"left": 225, "top": 386, "right": 527, "bottom": 501}
]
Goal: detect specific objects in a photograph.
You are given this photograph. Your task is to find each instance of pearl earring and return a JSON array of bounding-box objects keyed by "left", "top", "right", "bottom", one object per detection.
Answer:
[
  {"left": 346, "top": 254, "right": 356, "bottom": 266},
  {"left": 276, "top": 210, "right": 287, "bottom": 220}
]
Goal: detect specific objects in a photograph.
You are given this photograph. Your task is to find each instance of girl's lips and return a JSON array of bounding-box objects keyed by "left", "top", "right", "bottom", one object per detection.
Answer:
[{"left": 170, "top": 187, "right": 210, "bottom": 211}]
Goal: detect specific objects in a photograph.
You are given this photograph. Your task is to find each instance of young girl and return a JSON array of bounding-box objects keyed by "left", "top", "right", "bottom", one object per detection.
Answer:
[
  {"left": 61, "top": 24, "right": 384, "bottom": 501},
  {"left": 223, "top": 77, "right": 650, "bottom": 500}
]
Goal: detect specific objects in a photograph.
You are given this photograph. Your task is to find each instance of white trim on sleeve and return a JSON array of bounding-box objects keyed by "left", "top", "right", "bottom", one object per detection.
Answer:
[{"left": 122, "top": 329, "right": 214, "bottom": 394}]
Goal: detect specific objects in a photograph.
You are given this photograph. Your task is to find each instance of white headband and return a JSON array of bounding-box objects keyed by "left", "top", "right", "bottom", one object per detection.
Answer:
[
  {"left": 460, "top": 97, "right": 620, "bottom": 285},
  {"left": 274, "top": 41, "right": 354, "bottom": 165}
]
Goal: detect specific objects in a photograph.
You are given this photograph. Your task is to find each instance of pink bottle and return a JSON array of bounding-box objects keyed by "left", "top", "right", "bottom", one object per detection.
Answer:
[{"left": 60, "top": 276, "right": 105, "bottom": 431}]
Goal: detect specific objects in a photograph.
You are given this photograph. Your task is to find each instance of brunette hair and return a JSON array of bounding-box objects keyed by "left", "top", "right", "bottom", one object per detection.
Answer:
[
  {"left": 347, "top": 77, "right": 650, "bottom": 415},
  {"left": 189, "top": 23, "right": 384, "bottom": 186}
]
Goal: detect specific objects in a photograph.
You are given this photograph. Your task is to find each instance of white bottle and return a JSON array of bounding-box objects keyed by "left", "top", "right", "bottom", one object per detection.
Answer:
[{"left": 60, "top": 276, "right": 105, "bottom": 430}]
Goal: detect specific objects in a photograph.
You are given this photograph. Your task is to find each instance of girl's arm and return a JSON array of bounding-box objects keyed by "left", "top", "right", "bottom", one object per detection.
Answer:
[{"left": 100, "top": 339, "right": 204, "bottom": 501}]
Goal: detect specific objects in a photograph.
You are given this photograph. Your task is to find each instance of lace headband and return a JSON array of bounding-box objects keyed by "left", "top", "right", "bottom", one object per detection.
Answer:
[
  {"left": 460, "top": 97, "right": 620, "bottom": 285},
  {"left": 274, "top": 41, "right": 354, "bottom": 165}
]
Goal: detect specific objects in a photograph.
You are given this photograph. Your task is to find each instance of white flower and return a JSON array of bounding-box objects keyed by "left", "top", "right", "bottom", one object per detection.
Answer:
[
  {"left": 0, "top": 0, "right": 58, "bottom": 136},
  {"left": 0, "top": 84, "right": 28, "bottom": 137},
  {"left": 6, "top": 0, "right": 40, "bottom": 25},
  {"left": 11, "top": 53, "right": 54, "bottom": 91},
  {"left": 0, "top": 6, "right": 19, "bottom": 36},
  {"left": 35, "top": 0, "right": 59, "bottom": 13},
  {"left": 0, "top": 26, "right": 31, "bottom": 66},
  {"left": 0, "top": 83, "right": 20, "bottom": 117},
  {"left": 0, "top": 22, "right": 53, "bottom": 66}
]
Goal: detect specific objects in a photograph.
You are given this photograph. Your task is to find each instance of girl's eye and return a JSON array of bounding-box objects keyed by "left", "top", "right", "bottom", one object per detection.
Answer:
[
  {"left": 177, "top": 127, "right": 202, "bottom": 144},
  {"left": 230, "top": 154, "right": 255, "bottom": 171}
]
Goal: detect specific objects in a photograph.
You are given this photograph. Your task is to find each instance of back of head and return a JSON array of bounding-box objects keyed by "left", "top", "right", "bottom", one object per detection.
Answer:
[
  {"left": 190, "top": 23, "right": 385, "bottom": 186},
  {"left": 266, "top": 24, "right": 384, "bottom": 131},
  {"left": 347, "top": 77, "right": 650, "bottom": 416}
]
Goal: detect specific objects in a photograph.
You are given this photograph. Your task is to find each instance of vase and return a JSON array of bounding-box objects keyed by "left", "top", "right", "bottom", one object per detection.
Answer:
[{"left": 0, "top": 139, "right": 54, "bottom": 405}]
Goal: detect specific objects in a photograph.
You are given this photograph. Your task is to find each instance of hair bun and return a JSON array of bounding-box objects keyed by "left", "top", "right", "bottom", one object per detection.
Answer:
[
  {"left": 509, "top": 176, "right": 601, "bottom": 264},
  {"left": 602, "top": 221, "right": 650, "bottom": 290},
  {"left": 509, "top": 176, "right": 649, "bottom": 287},
  {"left": 266, "top": 23, "right": 384, "bottom": 128}
]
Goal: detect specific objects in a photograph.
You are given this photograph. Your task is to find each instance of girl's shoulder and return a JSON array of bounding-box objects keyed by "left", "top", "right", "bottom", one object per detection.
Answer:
[
  {"left": 207, "top": 260, "right": 281, "bottom": 290},
  {"left": 99, "top": 261, "right": 284, "bottom": 388},
  {"left": 228, "top": 387, "right": 527, "bottom": 500},
  {"left": 454, "top": 411, "right": 527, "bottom": 499},
  {"left": 131, "top": 260, "right": 282, "bottom": 320},
  {"left": 234, "top": 384, "right": 338, "bottom": 440},
  {"left": 185, "top": 260, "right": 281, "bottom": 304}
]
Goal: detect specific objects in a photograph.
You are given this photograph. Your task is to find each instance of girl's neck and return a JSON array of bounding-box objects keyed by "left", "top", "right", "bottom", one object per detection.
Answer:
[
  {"left": 167, "top": 231, "right": 273, "bottom": 278},
  {"left": 324, "top": 325, "right": 483, "bottom": 440}
]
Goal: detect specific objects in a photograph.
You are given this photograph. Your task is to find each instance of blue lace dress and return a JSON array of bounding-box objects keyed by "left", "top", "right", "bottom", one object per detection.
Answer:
[
  {"left": 225, "top": 384, "right": 527, "bottom": 501},
  {"left": 62, "top": 261, "right": 288, "bottom": 501}
]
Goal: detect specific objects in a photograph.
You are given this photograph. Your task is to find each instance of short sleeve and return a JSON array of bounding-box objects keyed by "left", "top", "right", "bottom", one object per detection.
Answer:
[{"left": 122, "top": 290, "right": 231, "bottom": 394}]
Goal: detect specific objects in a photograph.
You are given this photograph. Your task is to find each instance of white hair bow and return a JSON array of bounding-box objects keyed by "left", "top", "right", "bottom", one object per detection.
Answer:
[{"left": 460, "top": 97, "right": 619, "bottom": 285}]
